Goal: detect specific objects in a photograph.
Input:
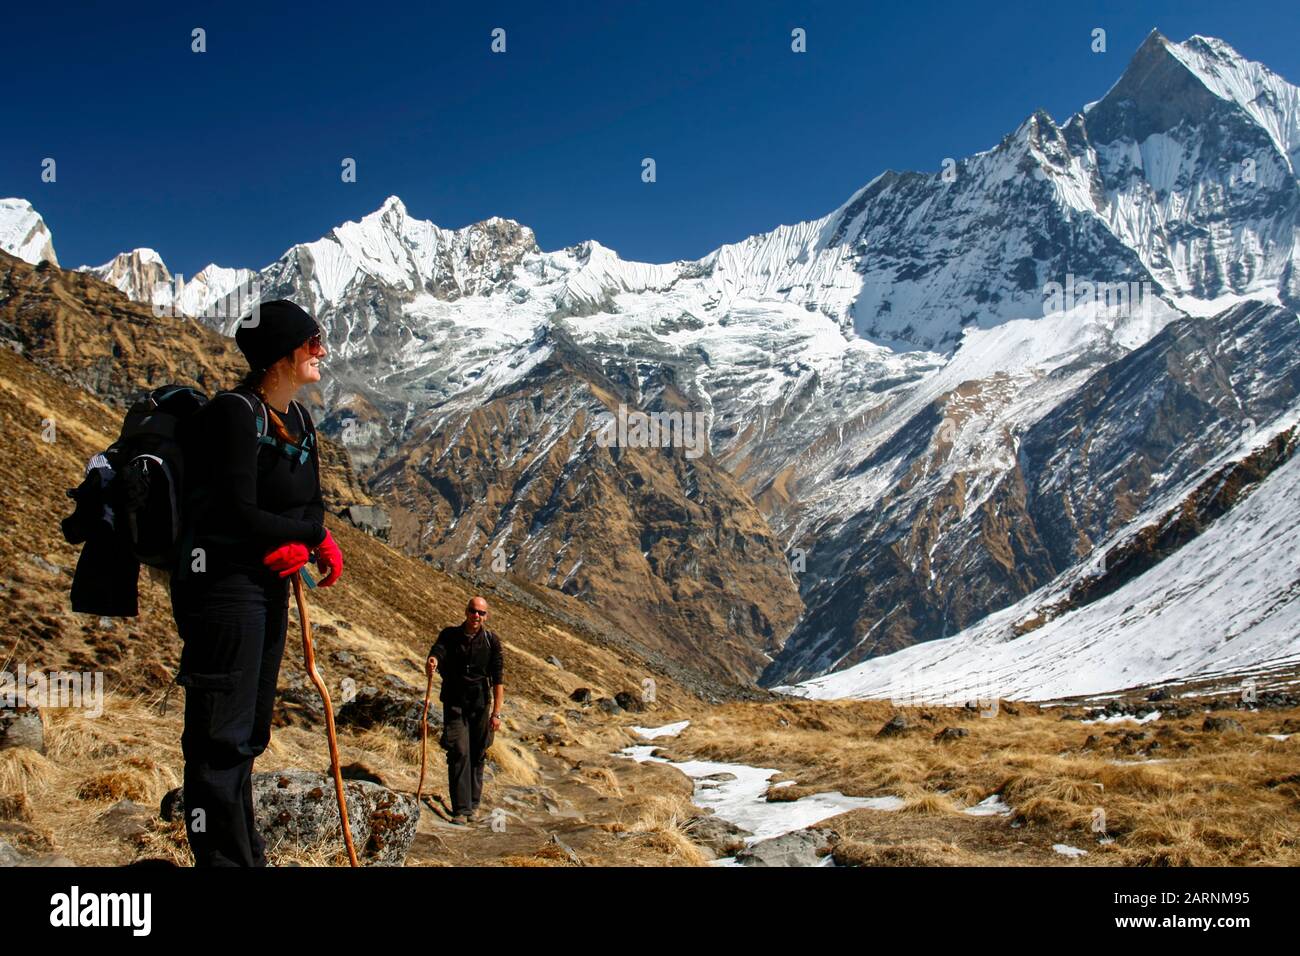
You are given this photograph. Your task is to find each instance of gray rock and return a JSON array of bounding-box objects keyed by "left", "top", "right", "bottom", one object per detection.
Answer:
[
  {"left": 336, "top": 684, "right": 436, "bottom": 740},
  {"left": 569, "top": 688, "right": 593, "bottom": 705},
  {"left": 686, "top": 815, "right": 752, "bottom": 856},
  {"left": 0, "top": 702, "right": 43, "bottom": 754},
  {"left": 0, "top": 841, "right": 23, "bottom": 866},
  {"left": 163, "top": 770, "right": 419, "bottom": 866},
  {"left": 933, "top": 726, "right": 969, "bottom": 743},
  {"left": 734, "top": 827, "right": 833, "bottom": 867},
  {"left": 1202, "top": 716, "right": 1246, "bottom": 734},
  {"left": 546, "top": 656, "right": 563, "bottom": 668},
  {"left": 274, "top": 672, "right": 328, "bottom": 727},
  {"left": 342, "top": 505, "right": 391, "bottom": 541},
  {"left": 698, "top": 772, "right": 738, "bottom": 782},
  {"left": 596, "top": 697, "right": 623, "bottom": 715},
  {"left": 614, "top": 691, "right": 646, "bottom": 713},
  {"left": 877, "top": 714, "right": 912, "bottom": 738},
  {"left": 98, "top": 798, "right": 151, "bottom": 840}
]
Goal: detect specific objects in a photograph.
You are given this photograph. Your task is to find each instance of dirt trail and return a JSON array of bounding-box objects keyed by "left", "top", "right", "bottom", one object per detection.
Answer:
[{"left": 406, "top": 730, "right": 702, "bottom": 866}]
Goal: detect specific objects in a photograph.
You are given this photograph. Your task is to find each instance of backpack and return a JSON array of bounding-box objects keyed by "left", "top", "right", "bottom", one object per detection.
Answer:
[
  {"left": 62, "top": 384, "right": 207, "bottom": 616},
  {"left": 64, "top": 383, "right": 320, "bottom": 613},
  {"left": 88, "top": 385, "right": 209, "bottom": 569}
]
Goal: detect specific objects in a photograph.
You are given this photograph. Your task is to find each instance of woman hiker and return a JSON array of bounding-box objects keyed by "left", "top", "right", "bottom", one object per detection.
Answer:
[{"left": 168, "top": 299, "right": 344, "bottom": 866}]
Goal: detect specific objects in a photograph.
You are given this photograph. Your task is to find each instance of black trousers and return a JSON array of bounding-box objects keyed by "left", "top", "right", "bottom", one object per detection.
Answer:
[
  {"left": 170, "top": 572, "right": 288, "bottom": 867},
  {"left": 442, "top": 702, "right": 494, "bottom": 815}
]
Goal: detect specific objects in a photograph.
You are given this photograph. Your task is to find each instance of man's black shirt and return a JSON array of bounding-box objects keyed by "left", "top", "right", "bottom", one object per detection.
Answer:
[{"left": 429, "top": 624, "right": 504, "bottom": 709}]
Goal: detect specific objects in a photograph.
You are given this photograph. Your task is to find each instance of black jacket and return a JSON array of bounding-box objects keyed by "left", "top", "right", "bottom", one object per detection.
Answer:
[
  {"left": 65, "top": 466, "right": 140, "bottom": 616},
  {"left": 175, "top": 388, "right": 326, "bottom": 585},
  {"left": 428, "top": 625, "right": 504, "bottom": 709}
]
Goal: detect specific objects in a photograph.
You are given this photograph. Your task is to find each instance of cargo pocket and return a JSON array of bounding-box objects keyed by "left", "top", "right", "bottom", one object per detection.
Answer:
[{"left": 177, "top": 670, "right": 245, "bottom": 757}]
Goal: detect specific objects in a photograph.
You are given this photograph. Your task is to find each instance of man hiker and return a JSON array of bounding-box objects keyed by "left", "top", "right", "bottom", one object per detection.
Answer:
[{"left": 427, "top": 596, "right": 504, "bottom": 824}]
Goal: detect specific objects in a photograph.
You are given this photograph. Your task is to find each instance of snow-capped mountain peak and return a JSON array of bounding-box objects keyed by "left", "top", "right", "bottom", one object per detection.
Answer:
[
  {"left": 1170, "top": 34, "right": 1300, "bottom": 172},
  {"left": 79, "top": 248, "right": 174, "bottom": 308},
  {"left": 0, "top": 198, "right": 58, "bottom": 267}
]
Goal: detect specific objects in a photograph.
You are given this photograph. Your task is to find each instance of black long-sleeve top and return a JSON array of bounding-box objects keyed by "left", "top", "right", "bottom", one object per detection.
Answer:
[
  {"left": 428, "top": 624, "right": 504, "bottom": 708},
  {"left": 175, "top": 387, "right": 325, "bottom": 585}
]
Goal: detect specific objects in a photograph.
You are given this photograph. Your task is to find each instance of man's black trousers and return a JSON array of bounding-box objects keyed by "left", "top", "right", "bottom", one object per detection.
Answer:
[
  {"left": 170, "top": 572, "right": 288, "bottom": 867},
  {"left": 442, "top": 702, "right": 494, "bottom": 815}
]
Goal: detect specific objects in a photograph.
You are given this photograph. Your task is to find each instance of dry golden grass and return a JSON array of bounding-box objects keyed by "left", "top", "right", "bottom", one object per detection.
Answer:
[
  {"left": 0, "top": 747, "right": 58, "bottom": 794},
  {"left": 896, "top": 788, "right": 962, "bottom": 816},
  {"left": 584, "top": 766, "right": 623, "bottom": 798},
  {"left": 603, "top": 793, "right": 710, "bottom": 866},
  {"left": 834, "top": 838, "right": 971, "bottom": 866},
  {"left": 487, "top": 738, "right": 542, "bottom": 788},
  {"left": 671, "top": 698, "right": 1300, "bottom": 866}
]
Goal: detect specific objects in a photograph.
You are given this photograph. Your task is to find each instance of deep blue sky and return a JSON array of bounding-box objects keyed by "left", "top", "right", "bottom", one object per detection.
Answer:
[{"left": 4, "top": 1, "right": 1298, "bottom": 276}]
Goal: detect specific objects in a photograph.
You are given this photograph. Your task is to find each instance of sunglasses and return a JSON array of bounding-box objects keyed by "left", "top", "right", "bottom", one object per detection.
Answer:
[
  {"left": 468, "top": 609, "right": 487, "bottom": 617},
  {"left": 302, "top": 332, "right": 325, "bottom": 354}
]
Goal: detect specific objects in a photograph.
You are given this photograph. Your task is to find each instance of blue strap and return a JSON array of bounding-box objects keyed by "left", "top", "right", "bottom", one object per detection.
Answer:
[{"left": 255, "top": 425, "right": 313, "bottom": 464}]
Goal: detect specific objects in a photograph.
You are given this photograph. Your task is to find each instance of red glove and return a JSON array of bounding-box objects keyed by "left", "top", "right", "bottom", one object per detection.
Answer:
[
  {"left": 314, "top": 529, "right": 343, "bottom": 587},
  {"left": 264, "top": 542, "right": 310, "bottom": 578}
]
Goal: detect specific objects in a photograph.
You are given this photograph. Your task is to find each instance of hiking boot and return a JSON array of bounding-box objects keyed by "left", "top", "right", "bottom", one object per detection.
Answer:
[{"left": 463, "top": 809, "right": 478, "bottom": 824}]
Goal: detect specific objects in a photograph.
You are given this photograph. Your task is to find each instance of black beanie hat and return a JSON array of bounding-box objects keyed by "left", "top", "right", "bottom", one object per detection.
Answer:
[{"left": 235, "top": 300, "right": 320, "bottom": 372}]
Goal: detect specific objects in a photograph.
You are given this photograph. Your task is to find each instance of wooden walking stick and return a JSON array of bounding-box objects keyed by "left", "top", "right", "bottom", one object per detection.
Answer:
[
  {"left": 293, "top": 571, "right": 360, "bottom": 867},
  {"left": 417, "top": 665, "right": 434, "bottom": 801}
]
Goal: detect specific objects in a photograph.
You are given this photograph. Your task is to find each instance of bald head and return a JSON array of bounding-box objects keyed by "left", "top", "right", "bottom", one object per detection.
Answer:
[{"left": 465, "top": 596, "right": 489, "bottom": 633}]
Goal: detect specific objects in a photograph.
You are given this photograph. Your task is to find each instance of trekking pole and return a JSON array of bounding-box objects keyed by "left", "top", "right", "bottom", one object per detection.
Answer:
[
  {"left": 416, "top": 666, "right": 434, "bottom": 801},
  {"left": 292, "top": 571, "right": 360, "bottom": 867}
]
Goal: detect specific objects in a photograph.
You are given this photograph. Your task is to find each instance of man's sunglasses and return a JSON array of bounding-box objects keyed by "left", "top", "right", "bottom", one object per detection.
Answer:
[{"left": 468, "top": 609, "right": 487, "bottom": 617}]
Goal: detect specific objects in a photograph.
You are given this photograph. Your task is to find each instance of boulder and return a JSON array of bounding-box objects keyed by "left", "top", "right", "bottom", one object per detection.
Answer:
[
  {"left": 734, "top": 827, "right": 834, "bottom": 867},
  {"left": 877, "top": 714, "right": 912, "bottom": 738},
  {"left": 613, "top": 691, "right": 646, "bottom": 713},
  {"left": 596, "top": 697, "right": 623, "bottom": 716},
  {"left": 1202, "top": 716, "right": 1246, "bottom": 734},
  {"left": 335, "top": 680, "right": 436, "bottom": 740},
  {"left": 0, "top": 700, "right": 43, "bottom": 754},
  {"left": 933, "top": 727, "right": 968, "bottom": 743},
  {"left": 686, "top": 814, "right": 752, "bottom": 856},
  {"left": 98, "top": 798, "right": 152, "bottom": 840},
  {"left": 569, "top": 688, "right": 593, "bottom": 705},
  {"left": 162, "top": 770, "right": 419, "bottom": 865},
  {"left": 341, "top": 505, "right": 391, "bottom": 541},
  {"left": 273, "top": 672, "right": 327, "bottom": 728}
]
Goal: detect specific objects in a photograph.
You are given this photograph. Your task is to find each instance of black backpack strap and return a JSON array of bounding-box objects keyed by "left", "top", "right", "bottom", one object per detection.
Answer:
[
  {"left": 218, "top": 389, "right": 269, "bottom": 441},
  {"left": 289, "top": 400, "right": 316, "bottom": 465}
]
